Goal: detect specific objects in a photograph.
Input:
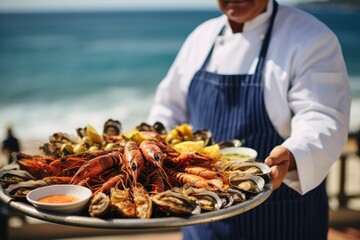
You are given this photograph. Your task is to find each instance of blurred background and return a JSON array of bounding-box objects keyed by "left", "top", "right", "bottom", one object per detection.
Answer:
[{"left": 0, "top": 0, "right": 359, "bottom": 239}]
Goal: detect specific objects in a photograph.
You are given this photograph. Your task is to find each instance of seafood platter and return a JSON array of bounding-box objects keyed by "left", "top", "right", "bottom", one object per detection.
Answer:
[{"left": 0, "top": 121, "right": 272, "bottom": 229}]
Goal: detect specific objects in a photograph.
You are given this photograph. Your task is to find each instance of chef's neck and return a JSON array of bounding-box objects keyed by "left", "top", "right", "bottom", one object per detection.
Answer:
[{"left": 229, "top": 20, "right": 244, "bottom": 33}]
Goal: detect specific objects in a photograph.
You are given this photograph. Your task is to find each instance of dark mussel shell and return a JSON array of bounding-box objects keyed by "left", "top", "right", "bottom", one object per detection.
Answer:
[
  {"left": 192, "top": 129, "right": 215, "bottom": 146},
  {"left": 136, "top": 122, "right": 167, "bottom": 135},
  {"left": 153, "top": 122, "right": 167, "bottom": 135},
  {"left": 218, "top": 139, "right": 244, "bottom": 149}
]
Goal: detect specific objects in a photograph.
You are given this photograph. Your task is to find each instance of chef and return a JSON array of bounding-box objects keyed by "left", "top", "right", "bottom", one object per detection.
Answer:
[{"left": 147, "top": 0, "right": 351, "bottom": 239}]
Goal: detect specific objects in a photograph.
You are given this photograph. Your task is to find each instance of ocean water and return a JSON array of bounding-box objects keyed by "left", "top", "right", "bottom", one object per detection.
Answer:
[{"left": 0, "top": 8, "right": 359, "bottom": 145}]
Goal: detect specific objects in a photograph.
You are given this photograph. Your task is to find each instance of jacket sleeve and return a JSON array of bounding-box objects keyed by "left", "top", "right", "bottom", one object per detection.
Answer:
[{"left": 281, "top": 29, "right": 351, "bottom": 195}]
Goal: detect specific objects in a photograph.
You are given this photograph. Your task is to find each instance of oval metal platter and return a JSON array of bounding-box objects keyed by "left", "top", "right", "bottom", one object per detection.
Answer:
[{"left": 0, "top": 183, "right": 272, "bottom": 230}]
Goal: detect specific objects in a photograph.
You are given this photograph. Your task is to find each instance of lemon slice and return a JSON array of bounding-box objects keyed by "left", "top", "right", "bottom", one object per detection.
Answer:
[
  {"left": 86, "top": 124, "right": 103, "bottom": 144},
  {"left": 173, "top": 140, "right": 205, "bottom": 153},
  {"left": 123, "top": 130, "right": 149, "bottom": 145},
  {"left": 203, "top": 144, "right": 221, "bottom": 159},
  {"left": 166, "top": 124, "right": 193, "bottom": 143}
]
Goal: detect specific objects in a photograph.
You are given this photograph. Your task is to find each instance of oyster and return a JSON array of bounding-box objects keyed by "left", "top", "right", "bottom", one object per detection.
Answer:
[
  {"left": 151, "top": 189, "right": 200, "bottom": 215},
  {"left": 0, "top": 169, "right": 36, "bottom": 188},
  {"left": 5, "top": 180, "right": 47, "bottom": 198},
  {"left": 40, "top": 132, "right": 80, "bottom": 158},
  {"left": 224, "top": 162, "right": 271, "bottom": 176},
  {"left": 216, "top": 188, "right": 246, "bottom": 208},
  {"left": 183, "top": 186, "right": 223, "bottom": 211},
  {"left": 229, "top": 172, "right": 265, "bottom": 193}
]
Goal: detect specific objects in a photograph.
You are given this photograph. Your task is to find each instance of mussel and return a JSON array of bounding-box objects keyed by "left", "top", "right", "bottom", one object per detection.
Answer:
[
  {"left": 192, "top": 129, "right": 215, "bottom": 146},
  {"left": 136, "top": 122, "right": 167, "bottom": 135},
  {"left": 218, "top": 139, "right": 243, "bottom": 149}
]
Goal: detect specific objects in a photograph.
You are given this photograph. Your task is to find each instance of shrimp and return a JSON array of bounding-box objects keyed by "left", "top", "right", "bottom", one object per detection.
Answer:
[
  {"left": 166, "top": 151, "right": 214, "bottom": 167},
  {"left": 183, "top": 166, "right": 227, "bottom": 182},
  {"left": 42, "top": 176, "right": 73, "bottom": 185},
  {"left": 92, "top": 174, "right": 125, "bottom": 196},
  {"left": 139, "top": 140, "right": 172, "bottom": 188},
  {"left": 124, "top": 141, "right": 144, "bottom": 184},
  {"left": 148, "top": 170, "right": 166, "bottom": 195},
  {"left": 139, "top": 140, "right": 165, "bottom": 168},
  {"left": 154, "top": 141, "right": 180, "bottom": 159},
  {"left": 16, "top": 157, "right": 59, "bottom": 179},
  {"left": 70, "top": 152, "right": 123, "bottom": 184},
  {"left": 167, "top": 169, "right": 219, "bottom": 190}
]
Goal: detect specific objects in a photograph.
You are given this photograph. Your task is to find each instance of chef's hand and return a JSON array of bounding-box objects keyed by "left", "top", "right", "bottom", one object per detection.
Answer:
[{"left": 264, "top": 146, "right": 296, "bottom": 190}]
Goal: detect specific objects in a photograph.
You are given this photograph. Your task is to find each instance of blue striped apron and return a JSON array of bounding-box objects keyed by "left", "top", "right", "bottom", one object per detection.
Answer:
[{"left": 184, "top": 2, "right": 328, "bottom": 239}]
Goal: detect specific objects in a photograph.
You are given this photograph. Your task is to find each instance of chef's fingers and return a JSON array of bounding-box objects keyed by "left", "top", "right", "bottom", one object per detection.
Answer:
[
  {"left": 268, "top": 160, "right": 289, "bottom": 190},
  {"left": 264, "top": 146, "right": 292, "bottom": 190}
]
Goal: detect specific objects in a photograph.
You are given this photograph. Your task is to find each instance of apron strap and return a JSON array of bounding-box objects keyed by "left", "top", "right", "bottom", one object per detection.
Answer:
[
  {"left": 199, "top": 0, "right": 279, "bottom": 75},
  {"left": 255, "top": 0, "right": 278, "bottom": 76},
  {"left": 199, "top": 26, "right": 226, "bottom": 70}
]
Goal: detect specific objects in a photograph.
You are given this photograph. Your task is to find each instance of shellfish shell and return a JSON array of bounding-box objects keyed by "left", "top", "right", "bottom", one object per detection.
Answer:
[
  {"left": 225, "top": 162, "right": 271, "bottom": 176},
  {"left": 228, "top": 172, "right": 265, "bottom": 193}
]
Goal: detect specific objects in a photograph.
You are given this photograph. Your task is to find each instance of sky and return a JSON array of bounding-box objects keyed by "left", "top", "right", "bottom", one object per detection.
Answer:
[{"left": 0, "top": 0, "right": 326, "bottom": 12}]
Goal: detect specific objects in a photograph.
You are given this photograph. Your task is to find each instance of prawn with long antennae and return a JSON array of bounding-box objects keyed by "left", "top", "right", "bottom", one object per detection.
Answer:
[
  {"left": 139, "top": 140, "right": 172, "bottom": 188},
  {"left": 70, "top": 152, "right": 123, "bottom": 184},
  {"left": 123, "top": 141, "right": 145, "bottom": 185}
]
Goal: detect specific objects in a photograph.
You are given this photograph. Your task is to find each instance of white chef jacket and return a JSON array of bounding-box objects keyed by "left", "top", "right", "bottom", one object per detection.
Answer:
[{"left": 147, "top": 0, "right": 351, "bottom": 195}]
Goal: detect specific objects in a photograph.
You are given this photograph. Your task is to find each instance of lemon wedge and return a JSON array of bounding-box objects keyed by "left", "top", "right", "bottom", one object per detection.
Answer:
[
  {"left": 173, "top": 140, "right": 205, "bottom": 153},
  {"left": 203, "top": 144, "right": 221, "bottom": 159},
  {"left": 86, "top": 124, "right": 103, "bottom": 145}
]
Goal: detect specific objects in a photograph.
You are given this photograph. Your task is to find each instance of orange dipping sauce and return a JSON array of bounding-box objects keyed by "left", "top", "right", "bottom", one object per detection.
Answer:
[{"left": 37, "top": 195, "right": 80, "bottom": 204}]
